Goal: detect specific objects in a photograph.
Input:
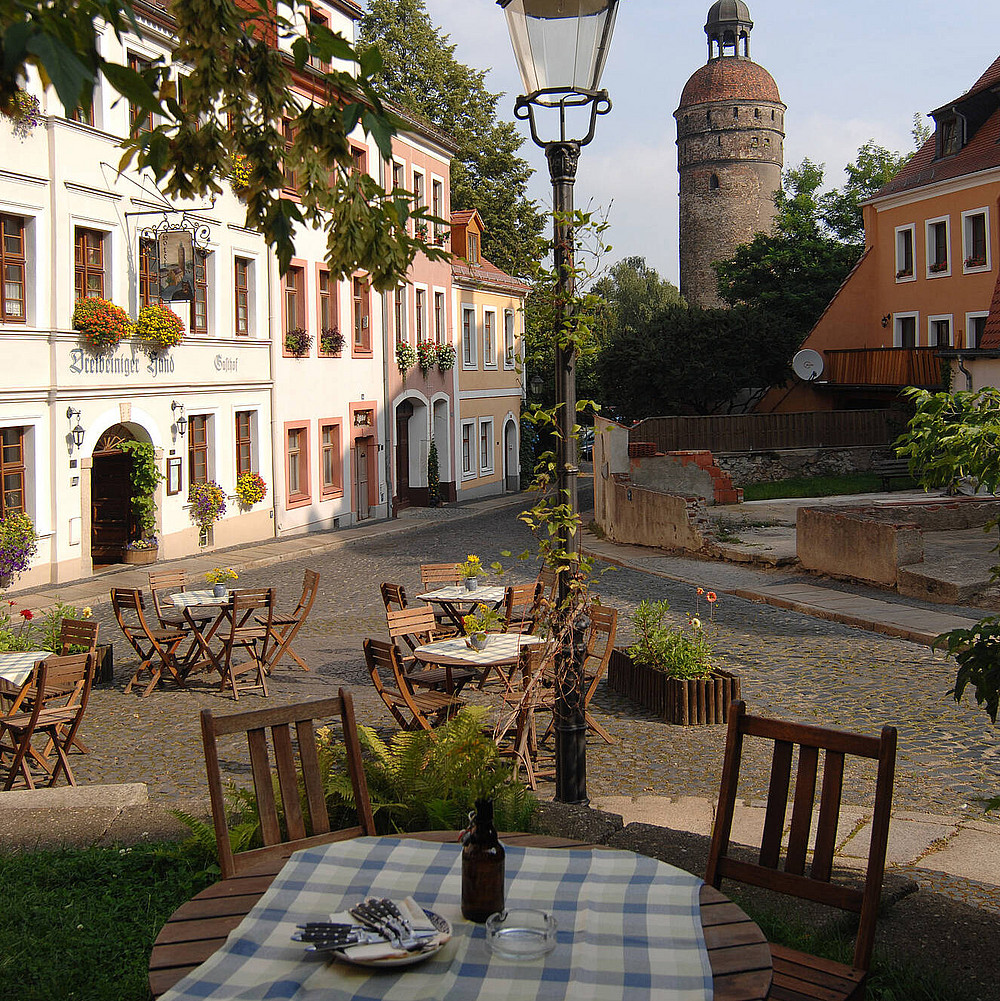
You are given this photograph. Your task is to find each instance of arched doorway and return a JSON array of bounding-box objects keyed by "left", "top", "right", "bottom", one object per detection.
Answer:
[
  {"left": 91, "top": 424, "right": 137, "bottom": 566},
  {"left": 503, "top": 419, "right": 518, "bottom": 492},
  {"left": 395, "top": 400, "right": 413, "bottom": 509}
]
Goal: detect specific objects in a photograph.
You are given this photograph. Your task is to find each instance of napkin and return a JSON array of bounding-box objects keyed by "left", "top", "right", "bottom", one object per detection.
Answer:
[{"left": 329, "top": 896, "right": 448, "bottom": 962}]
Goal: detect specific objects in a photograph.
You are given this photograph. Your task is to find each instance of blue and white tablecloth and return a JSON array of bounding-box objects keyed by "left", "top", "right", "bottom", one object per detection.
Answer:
[
  {"left": 0, "top": 650, "right": 51, "bottom": 688},
  {"left": 170, "top": 589, "right": 230, "bottom": 610},
  {"left": 160, "top": 837, "right": 712, "bottom": 1001}
]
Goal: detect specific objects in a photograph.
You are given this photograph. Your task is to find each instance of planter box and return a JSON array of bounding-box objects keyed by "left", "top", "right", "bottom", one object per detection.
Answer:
[
  {"left": 123, "top": 547, "right": 158, "bottom": 566},
  {"left": 94, "top": 643, "right": 114, "bottom": 686},
  {"left": 607, "top": 647, "right": 740, "bottom": 725}
]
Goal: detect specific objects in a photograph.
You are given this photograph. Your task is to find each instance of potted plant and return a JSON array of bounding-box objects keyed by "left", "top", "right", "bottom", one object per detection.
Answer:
[
  {"left": 205, "top": 567, "right": 238, "bottom": 597},
  {"left": 189, "top": 480, "right": 227, "bottom": 544},
  {"left": 0, "top": 513, "right": 37, "bottom": 589},
  {"left": 607, "top": 593, "right": 740, "bottom": 725},
  {"left": 416, "top": 340, "right": 436, "bottom": 376},
  {"left": 235, "top": 471, "right": 267, "bottom": 509},
  {"left": 72, "top": 298, "right": 135, "bottom": 352},
  {"left": 34, "top": 600, "right": 114, "bottom": 684},
  {"left": 284, "top": 327, "right": 312, "bottom": 357},
  {"left": 228, "top": 152, "right": 252, "bottom": 195},
  {"left": 457, "top": 554, "right": 486, "bottom": 591},
  {"left": 428, "top": 438, "right": 441, "bottom": 507},
  {"left": 134, "top": 303, "right": 185, "bottom": 353},
  {"left": 463, "top": 602, "right": 504, "bottom": 651},
  {"left": 396, "top": 341, "right": 416, "bottom": 374},
  {"left": 2, "top": 90, "right": 41, "bottom": 141},
  {"left": 115, "top": 440, "right": 162, "bottom": 563},
  {"left": 436, "top": 342, "right": 456, "bottom": 373},
  {"left": 320, "top": 327, "right": 344, "bottom": 356}
]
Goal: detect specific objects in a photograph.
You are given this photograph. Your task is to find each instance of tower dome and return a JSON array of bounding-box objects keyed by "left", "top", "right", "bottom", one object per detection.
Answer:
[{"left": 674, "top": 1, "right": 785, "bottom": 308}]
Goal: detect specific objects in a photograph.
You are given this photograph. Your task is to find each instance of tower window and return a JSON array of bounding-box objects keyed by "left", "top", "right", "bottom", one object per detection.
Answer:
[
  {"left": 754, "top": 108, "right": 760, "bottom": 119},
  {"left": 771, "top": 110, "right": 775, "bottom": 120},
  {"left": 709, "top": 174, "right": 720, "bottom": 190},
  {"left": 706, "top": 110, "right": 712, "bottom": 125},
  {"left": 733, "top": 107, "right": 738, "bottom": 118}
]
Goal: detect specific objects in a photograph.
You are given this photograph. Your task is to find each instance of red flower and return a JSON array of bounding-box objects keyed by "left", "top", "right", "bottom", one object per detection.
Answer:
[
  {"left": 696, "top": 587, "right": 704, "bottom": 595},
  {"left": 706, "top": 592, "right": 717, "bottom": 603},
  {"left": 20, "top": 608, "right": 33, "bottom": 619}
]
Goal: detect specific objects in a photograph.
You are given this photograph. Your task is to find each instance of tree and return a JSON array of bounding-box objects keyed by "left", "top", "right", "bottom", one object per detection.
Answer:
[
  {"left": 358, "top": 0, "right": 545, "bottom": 278},
  {"left": 592, "top": 256, "right": 684, "bottom": 340},
  {"left": 3, "top": 0, "right": 443, "bottom": 286},
  {"left": 598, "top": 303, "right": 790, "bottom": 419}
]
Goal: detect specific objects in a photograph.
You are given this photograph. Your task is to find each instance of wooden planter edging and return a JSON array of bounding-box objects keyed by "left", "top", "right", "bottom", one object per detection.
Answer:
[
  {"left": 607, "top": 647, "right": 740, "bottom": 725},
  {"left": 123, "top": 547, "right": 158, "bottom": 566}
]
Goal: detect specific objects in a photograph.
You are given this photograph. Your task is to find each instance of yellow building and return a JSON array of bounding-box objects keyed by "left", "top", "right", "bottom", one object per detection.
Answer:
[{"left": 450, "top": 211, "right": 530, "bottom": 496}]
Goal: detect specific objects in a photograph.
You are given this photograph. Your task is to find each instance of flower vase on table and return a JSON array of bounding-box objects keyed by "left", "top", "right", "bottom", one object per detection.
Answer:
[
  {"left": 468, "top": 632, "right": 489, "bottom": 652},
  {"left": 458, "top": 554, "right": 485, "bottom": 591},
  {"left": 213, "top": 583, "right": 226, "bottom": 598},
  {"left": 205, "top": 567, "right": 238, "bottom": 597},
  {"left": 465, "top": 577, "right": 477, "bottom": 591}
]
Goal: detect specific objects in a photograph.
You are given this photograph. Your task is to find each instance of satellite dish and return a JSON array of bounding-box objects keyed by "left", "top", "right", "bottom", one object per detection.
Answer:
[{"left": 792, "top": 349, "right": 824, "bottom": 382}]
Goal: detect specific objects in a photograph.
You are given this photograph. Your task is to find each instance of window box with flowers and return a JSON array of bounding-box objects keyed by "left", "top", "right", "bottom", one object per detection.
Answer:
[
  {"left": 436, "top": 343, "right": 456, "bottom": 373},
  {"left": 2, "top": 90, "right": 41, "bottom": 141},
  {"left": 284, "top": 327, "right": 312, "bottom": 358},
  {"left": 0, "top": 513, "right": 37, "bottom": 590},
  {"left": 396, "top": 341, "right": 416, "bottom": 375},
  {"left": 188, "top": 480, "right": 226, "bottom": 545},
  {"left": 235, "top": 471, "right": 267, "bottom": 510},
  {"left": 895, "top": 268, "right": 913, "bottom": 279},
  {"left": 73, "top": 298, "right": 135, "bottom": 352},
  {"left": 228, "top": 152, "right": 252, "bottom": 196},
  {"left": 929, "top": 261, "right": 949, "bottom": 274},
  {"left": 134, "top": 303, "right": 185, "bottom": 353},
  {"left": 965, "top": 256, "right": 987, "bottom": 269},
  {"left": 416, "top": 340, "right": 436, "bottom": 376},
  {"left": 320, "top": 327, "right": 344, "bottom": 356}
]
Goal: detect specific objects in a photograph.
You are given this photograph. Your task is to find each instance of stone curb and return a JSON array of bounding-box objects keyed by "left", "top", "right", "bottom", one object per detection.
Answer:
[{"left": 0, "top": 782, "right": 148, "bottom": 810}]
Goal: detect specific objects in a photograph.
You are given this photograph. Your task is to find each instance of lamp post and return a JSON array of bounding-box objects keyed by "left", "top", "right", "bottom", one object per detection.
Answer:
[{"left": 499, "top": 0, "right": 618, "bottom": 806}]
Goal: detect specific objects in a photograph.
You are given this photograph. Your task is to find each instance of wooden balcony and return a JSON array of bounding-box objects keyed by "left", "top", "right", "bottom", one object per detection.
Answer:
[{"left": 822, "top": 347, "right": 946, "bottom": 389}]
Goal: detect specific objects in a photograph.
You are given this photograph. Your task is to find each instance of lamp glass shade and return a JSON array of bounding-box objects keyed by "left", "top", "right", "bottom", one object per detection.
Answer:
[
  {"left": 175, "top": 413, "right": 188, "bottom": 436},
  {"left": 72, "top": 424, "right": 85, "bottom": 448},
  {"left": 500, "top": 0, "right": 618, "bottom": 96}
]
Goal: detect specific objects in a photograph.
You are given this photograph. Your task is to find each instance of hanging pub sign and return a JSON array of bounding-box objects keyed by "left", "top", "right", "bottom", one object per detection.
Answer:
[{"left": 157, "top": 229, "right": 196, "bottom": 301}]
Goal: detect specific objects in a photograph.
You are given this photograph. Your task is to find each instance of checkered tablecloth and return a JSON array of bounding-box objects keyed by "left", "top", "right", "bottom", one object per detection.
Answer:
[
  {"left": 160, "top": 837, "right": 712, "bottom": 1001},
  {"left": 417, "top": 585, "right": 507, "bottom": 605},
  {"left": 0, "top": 650, "right": 51, "bottom": 687},
  {"left": 414, "top": 634, "right": 543, "bottom": 667},
  {"left": 171, "top": 589, "right": 229, "bottom": 610}
]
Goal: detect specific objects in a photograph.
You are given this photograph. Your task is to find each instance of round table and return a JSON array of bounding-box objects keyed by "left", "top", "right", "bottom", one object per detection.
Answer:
[{"left": 149, "top": 831, "right": 772, "bottom": 999}]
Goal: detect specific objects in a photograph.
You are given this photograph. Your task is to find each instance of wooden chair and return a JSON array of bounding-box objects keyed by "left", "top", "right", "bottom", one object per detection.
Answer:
[
  {"left": 200, "top": 689, "right": 376, "bottom": 879},
  {"left": 493, "top": 645, "right": 556, "bottom": 790},
  {"left": 47, "top": 618, "right": 100, "bottom": 754},
  {"left": 536, "top": 565, "right": 559, "bottom": 604},
  {"left": 581, "top": 605, "right": 617, "bottom": 743},
  {"left": 380, "top": 582, "right": 408, "bottom": 614},
  {"left": 502, "top": 581, "right": 543, "bottom": 635},
  {"left": 148, "top": 570, "right": 189, "bottom": 628},
  {"left": 705, "top": 701, "right": 897, "bottom": 1001},
  {"left": 363, "top": 638, "right": 465, "bottom": 731},
  {"left": 114, "top": 588, "right": 188, "bottom": 698},
  {"left": 0, "top": 652, "right": 94, "bottom": 790},
  {"left": 259, "top": 569, "right": 318, "bottom": 673},
  {"left": 385, "top": 605, "right": 477, "bottom": 695},
  {"left": 420, "top": 562, "right": 462, "bottom": 590},
  {"left": 217, "top": 588, "right": 274, "bottom": 699}
]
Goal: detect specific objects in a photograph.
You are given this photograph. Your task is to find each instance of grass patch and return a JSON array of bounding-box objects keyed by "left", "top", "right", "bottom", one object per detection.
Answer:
[
  {"left": 742, "top": 472, "right": 916, "bottom": 501},
  {"left": 0, "top": 841, "right": 216, "bottom": 1001}
]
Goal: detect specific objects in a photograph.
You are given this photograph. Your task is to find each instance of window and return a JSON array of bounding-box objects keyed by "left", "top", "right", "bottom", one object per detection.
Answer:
[
  {"left": 68, "top": 102, "right": 94, "bottom": 126},
  {"left": 235, "top": 411, "right": 253, "bottom": 477},
  {"left": 431, "top": 179, "right": 443, "bottom": 240},
  {"left": 415, "top": 288, "right": 425, "bottom": 342},
  {"left": 413, "top": 171, "right": 424, "bottom": 209},
  {"left": 479, "top": 419, "right": 494, "bottom": 474},
  {"left": 467, "top": 232, "right": 480, "bottom": 265},
  {"left": 307, "top": 7, "right": 328, "bottom": 70},
  {"left": 926, "top": 217, "right": 950, "bottom": 276},
  {"left": 282, "top": 119, "right": 297, "bottom": 193},
  {"left": 895, "top": 225, "right": 914, "bottom": 280},
  {"left": 461, "top": 422, "right": 475, "bottom": 476},
  {"left": 353, "top": 277, "right": 370, "bottom": 353},
  {"left": 74, "top": 228, "right": 104, "bottom": 300},
  {"left": 434, "top": 291, "right": 445, "bottom": 345},
  {"left": 284, "top": 266, "right": 304, "bottom": 332},
  {"left": 483, "top": 310, "right": 496, "bottom": 367},
  {"left": 709, "top": 173, "right": 719, "bottom": 190},
  {"left": 319, "top": 269, "right": 335, "bottom": 333},
  {"left": 963, "top": 209, "right": 989, "bottom": 270},
  {"left": 188, "top": 415, "right": 209, "bottom": 485},
  {"left": 235, "top": 257, "right": 250, "bottom": 336},
  {"left": 320, "top": 420, "right": 343, "bottom": 497},
  {"left": 350, "top": 145, "right": 367, "bottom": 176},
  {"left": 392, "top": 161, "right": 404, "bottom": 191},
  {"left": 192, "top": 251, "right": 209, "bottom": 335},
  {"left": 1, "top": 215, "right": 26, "bottom": 322},
  {"left": 894, "top": 314, "right": 917, "bottom": 348},
  {"left": 286, "top": 424, "right": 310, "bottom": 504},
  {"left": 139, "top": 238, "right": 159, "bottom": 307},
  {"left": 968, "top": 313, "right": 989, "bottom": 349},
  {"left": 462, "top": 307, "right": 476, "bottom": 367},
  {"left": 0, "top": 427, "right": 26, "bottom": 516},
  {"left": 936, "top": 116, "right": 962, "bottom": 158},
  {"left": 127, "top": 53, "right": 152, "bottom": 134},
  {"left": 928, "top": 316, "right": 952, "bottom": 348},
  {"left": 394, "top": 285, "right": 406, "bottom": 343},
  {"left": 504, "top": 310, "right": 515, "bottom": 367},
  {"left": 140, "top": 238, "right": 210, "bottom": 334}
]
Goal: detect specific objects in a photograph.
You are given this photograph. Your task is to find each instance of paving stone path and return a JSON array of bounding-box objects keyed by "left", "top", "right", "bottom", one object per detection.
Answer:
[{"left": 70, "top": 502, "right": 997, "bottom": 820}]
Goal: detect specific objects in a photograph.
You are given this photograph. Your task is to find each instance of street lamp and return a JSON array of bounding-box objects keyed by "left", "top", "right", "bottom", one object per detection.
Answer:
[{"left": 500, "top": 0, "right": 618, "bottom": 806}]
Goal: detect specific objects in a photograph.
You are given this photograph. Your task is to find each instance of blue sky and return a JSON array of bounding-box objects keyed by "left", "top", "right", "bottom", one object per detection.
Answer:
[{"left": 423, "top": 0, "right": 998, "bottom": 285}]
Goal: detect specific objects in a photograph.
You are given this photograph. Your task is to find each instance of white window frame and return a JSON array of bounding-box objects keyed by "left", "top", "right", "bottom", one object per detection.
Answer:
[
  {"left": 962, "top": 207, "right": 991, "bottom": 274},
  {"left": 483, "top": 308, "right": 497, "bottom": 369},
  {"left": 394, "top": 284, "right": 408, "bottom": 344},
  {"left": 391, "top": 159, "right": 405, "bottom": 193},
  {"left": 503, "top": 309, "right": 516, "bottom": 368},
  {"left": 478, "top": 418, "right": 494, "bottom": 475},
  {"left": 433, "top": 288, "right": 446, "bottom": 345},
  {"left": 925, "top": 215, "right": 951, "bottom": 278},
  {"left": 232, "top": 252, "right": 258, "bottom": 339},
  {"left": 461, "top": 421, "right": 475, "bottom": 477},
  {"left": 461, "top": 306, "right": 477, "bottom": 368},
  {"left": 414, "top": 284, "right": 427, "bottom": 343},
  {"left": 430, "top": 175, "right": 445, "bottom": 241},
  {"left": 927, "top": 314, "right": 953, "bottom": 348},
  {"left": 894, "top": 224, "right": 915, "bottom": 282},
  {"left": 893, "top": 311, "right": 919, "bottom": 348},
  {"left": 966, "top": 311, "right": 990, "bottom": 349}
]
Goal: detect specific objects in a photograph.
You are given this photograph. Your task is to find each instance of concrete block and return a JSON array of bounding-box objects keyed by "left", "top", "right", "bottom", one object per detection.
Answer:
[
  {"left": 589, "top": 795, "right": 714, "bottom": 835},
  {"left": 840, "top": 817, "right": 956, "bottom": 866},
  {"left": 918, "top": 829, "right": 1000, "bottom": 886}
]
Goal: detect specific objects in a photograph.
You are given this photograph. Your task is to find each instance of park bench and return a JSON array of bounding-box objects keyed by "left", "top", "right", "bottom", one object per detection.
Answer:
[{"left": 872, "top": 456, "right": 911, "bottom": 490}]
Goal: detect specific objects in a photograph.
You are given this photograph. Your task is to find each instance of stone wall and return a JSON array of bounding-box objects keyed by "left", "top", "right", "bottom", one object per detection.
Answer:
[
  {"left": 715, "top": 446, "right": 896, "bottom": 485},
  {"left": 603, "top": 476, "right": 709, "bottom": 552}
]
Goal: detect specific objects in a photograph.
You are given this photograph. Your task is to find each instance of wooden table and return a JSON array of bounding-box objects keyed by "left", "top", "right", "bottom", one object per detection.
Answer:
[
  {"left": 149, "top": 832, "right": 772, "bottom": 1000},
  {"left": 413, "top": 633, "right": 543, "bottom": 689},
  {"left": 416, "top": 584, "right": 507, "bottom": 634}
]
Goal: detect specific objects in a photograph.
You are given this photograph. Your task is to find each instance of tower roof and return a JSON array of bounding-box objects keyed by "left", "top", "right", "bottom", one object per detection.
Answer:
[
  {"left": 678, "top": 57, "right": 782, "bottom": 107},
  {"left": 706, "top": 0, "right": 753, "bottom": 35}
]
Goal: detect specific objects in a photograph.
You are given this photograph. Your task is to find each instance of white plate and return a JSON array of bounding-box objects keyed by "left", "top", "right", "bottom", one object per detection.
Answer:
[{"left": 333, "top": 909, "right": 452, "bottom": 968}]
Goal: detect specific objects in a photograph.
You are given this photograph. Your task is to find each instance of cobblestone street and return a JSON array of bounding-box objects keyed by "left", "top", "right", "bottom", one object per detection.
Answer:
[{"left": 70, "top": 500, "right": 997, "bottom": 819}]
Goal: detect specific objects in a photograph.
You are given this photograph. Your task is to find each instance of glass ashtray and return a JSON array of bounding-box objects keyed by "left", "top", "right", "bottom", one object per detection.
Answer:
[{"left": 485, "top": 909, "right": 558, "bottom": 960}]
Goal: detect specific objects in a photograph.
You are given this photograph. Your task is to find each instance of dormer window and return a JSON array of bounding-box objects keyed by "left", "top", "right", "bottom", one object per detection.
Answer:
[
  {"left": 467, "top": 232, "right": 480, "bottom": 265},
  {"left": 936, "top": 115, "right": 963, "bottom": 158}
]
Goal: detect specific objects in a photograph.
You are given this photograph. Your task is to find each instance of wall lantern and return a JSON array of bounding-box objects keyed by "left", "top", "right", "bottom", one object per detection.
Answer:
[
  {"left": 171, "top": 400, "right": 188, "bottom": 438},
  {"left": 529, "top": 373, "right": 545, "bottom": 397},
  {"left": 66, "top": 406, "right": 85, "bottom": 450}
]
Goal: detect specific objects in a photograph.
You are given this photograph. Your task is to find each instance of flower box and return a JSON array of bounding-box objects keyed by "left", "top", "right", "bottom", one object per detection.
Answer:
[
  {"left": 123, "top": 546, "right": 158, "bottom": 566},
  {"left": 94, "top": 643, "right": 114, "bottom": 686},
  {"left": 606, "top": 647, "right": 740, "bottom": 725}
]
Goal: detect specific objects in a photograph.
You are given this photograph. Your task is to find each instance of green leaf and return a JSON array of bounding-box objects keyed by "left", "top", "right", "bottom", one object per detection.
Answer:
[
  {"left": 24, "top": 33, "right": 91, "bottom": 112},
  {"left": 102, "top": 62, "right": 162, "bottom": 120}
]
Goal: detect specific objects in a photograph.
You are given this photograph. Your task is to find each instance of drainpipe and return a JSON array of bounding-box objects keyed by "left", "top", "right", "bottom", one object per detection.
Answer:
[
  {"left": 957, "top": 354, "right": 973, "bottom": 391},
  {"left": 378, "top": 150, "right": 395, "bottom": 518}
]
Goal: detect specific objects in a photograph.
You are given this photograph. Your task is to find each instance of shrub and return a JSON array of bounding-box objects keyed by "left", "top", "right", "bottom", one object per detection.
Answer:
[
  {"left": 284, "top": 327, "right": 311, "bottom": 357},
  {"left": 428, "top": 438, "right": 440, "bottom": 506},
  {"left": 235, "top": 471, "right": 267, "bottom": 508},
  {"left": 2, "top": 90, "right": 41, "bottom": 140},
  {"left": 0, "top": 513, "right": 37, "bottom": 587},
  {"left": 134, "top": 303, "right": 184, "bottom": 352},
  {"left": 628, "top": 599, "right": 714, "bottom": 679},
  {"left": 228, "top": 152, "right": 252, "bottom": 192},
  {"left": 34, "top": 600, "right": 94, "bottom": 653},
  {"left": 188, "top": 481, "right": 226, "bottom": 536},
  {"left": 115, "top": 440, "right": 161, "bottom": 542},
  {"left": 72, "top": 298, "right": 134, "bottom": 351}
]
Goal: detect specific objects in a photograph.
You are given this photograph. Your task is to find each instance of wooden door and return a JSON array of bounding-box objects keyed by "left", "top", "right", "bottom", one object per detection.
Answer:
[
  {"left": 504, "top": 421, "right": 518, "bottom": 492},
  {"left": 395, "top": 401, "right": 412, "bottom": 508},
  {"left": 91, "top": 451, "right": 132, "bottom": 564},
  {"left": 355, "top": 442, "right": 370, "bottom": 521}
]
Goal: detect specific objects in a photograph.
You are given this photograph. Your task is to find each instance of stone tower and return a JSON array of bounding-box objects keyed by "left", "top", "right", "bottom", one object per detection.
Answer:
[{"left": 675, "top": 1, "right": 785, "bottom": 308}]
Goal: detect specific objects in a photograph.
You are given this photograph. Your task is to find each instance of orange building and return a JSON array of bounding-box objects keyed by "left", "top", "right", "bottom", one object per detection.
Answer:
[{"left": 763, "top": 54, "right": 1000, "bottom": 413}]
